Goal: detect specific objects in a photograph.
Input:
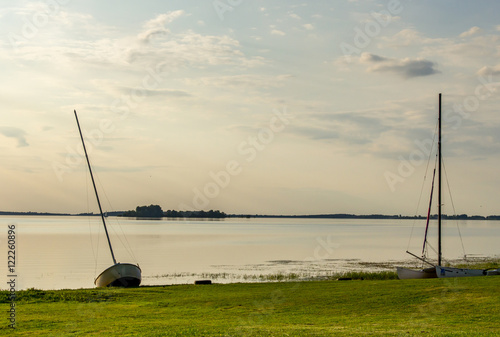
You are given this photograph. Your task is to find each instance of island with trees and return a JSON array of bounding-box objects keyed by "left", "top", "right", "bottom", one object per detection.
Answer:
[
  {"left": 121, "top": 205, "right": 165, "bottom": 218},
  {"left": 119, "top": 205, "right": 227, "bottom": 218}
]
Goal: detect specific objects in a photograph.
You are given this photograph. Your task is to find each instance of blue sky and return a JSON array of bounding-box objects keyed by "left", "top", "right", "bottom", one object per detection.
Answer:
[{"left": 1, "top": 0, "right": 500, "bottom": 215}]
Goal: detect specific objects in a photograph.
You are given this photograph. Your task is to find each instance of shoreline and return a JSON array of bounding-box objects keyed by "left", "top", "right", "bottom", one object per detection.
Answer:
[
  {"left": 2, "top": 211, "right": 500, "bottom": 220},
  {"left": 4, "top": 257, "right": 498, "bottom": 292}
]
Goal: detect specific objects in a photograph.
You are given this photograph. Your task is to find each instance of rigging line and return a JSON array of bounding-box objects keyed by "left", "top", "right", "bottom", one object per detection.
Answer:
[
  {"left": 107, "top": 218, "right": 138, "bottom": 263},
  {"left": 93, "top": 171, "right": 138, "bottom": 263},
  {"left": 426, "top": 243, "right": 444, "bottom": 264},
  {"left": 406, "top": 120, "right": 439, "bottom": 251},
  {"left": 442, "top": 159, "right": 467, "bottom": 259},
  {"left": 85, "top": 159, "right": 100, "bottom": 277},
  {"left": 116, "top": 218, "right": 138, "bottom": 262},
  {"left": 426, "top": 239, "right": 451, "bottom": 265}
]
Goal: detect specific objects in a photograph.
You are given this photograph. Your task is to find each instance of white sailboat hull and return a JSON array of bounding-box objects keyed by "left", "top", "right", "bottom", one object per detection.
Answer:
[
  {"left": 95, "top": 263, "right": 142, "bottom": 287},
  {"left": 397, "top": 267, "right": 437, "bottom": 280},
  {"left": 436, "top": 266, "right": 485, "bottom": 278}
]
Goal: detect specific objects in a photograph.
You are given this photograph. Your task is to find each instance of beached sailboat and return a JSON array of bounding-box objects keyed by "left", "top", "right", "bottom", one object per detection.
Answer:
[
  {"left": 74, "top": 110, "right": 141, "bottom": 287},
  {"left": 396, "top": 95, "right": 443, "bottom": 280},
  {"left": 436, "top": 266, "right": 499, "bottom": 277},
  {"left": 397, "top": 95, "right": 499, "bottom": 279}
]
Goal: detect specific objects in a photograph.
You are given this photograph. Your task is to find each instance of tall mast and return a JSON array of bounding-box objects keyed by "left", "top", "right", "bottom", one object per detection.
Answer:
[
  {"left": 438, "top": 94, "right": 442, "bottom": 266},
  {"left": 74, "top": 110, "right": 117, "bottom": 265}
]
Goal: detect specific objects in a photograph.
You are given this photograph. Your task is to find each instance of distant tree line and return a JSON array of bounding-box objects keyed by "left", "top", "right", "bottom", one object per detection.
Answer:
[
  {"left": 119, "top": 205, "right": 227, "bottom": 218},
  {"left": 2, "top": 210, "right": 500, "bottom": 221},
  {"left": 121, "top": 205, "right": 164, "bottom": 218},
  {"left": 0, "top": 211, "right": 70, "bottom": 216},
  {"left": 164, "top": 210, "right": 227, "bottom": 218},
  {"left": 228, "top": 213, "right": 500, "bottom": 220}
]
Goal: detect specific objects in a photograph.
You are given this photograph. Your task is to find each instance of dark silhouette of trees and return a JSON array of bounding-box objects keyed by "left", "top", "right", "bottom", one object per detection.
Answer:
[
  {"left": 122, "top": 204, "right": 164, "bottom": 218},
  {"left": 120, "top": 206, "right": 227, "bottom": 219},
  {"left": 164, "top": 210, "right": 226, "bottom": 218}
]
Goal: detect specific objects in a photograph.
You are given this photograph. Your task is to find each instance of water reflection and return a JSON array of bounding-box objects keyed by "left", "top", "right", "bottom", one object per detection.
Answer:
[{"left": 0, "top": 216, "right": 498, "bottom": 290}]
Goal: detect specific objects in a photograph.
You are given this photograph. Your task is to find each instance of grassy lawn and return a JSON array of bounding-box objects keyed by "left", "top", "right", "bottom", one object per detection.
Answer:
[{"left": 2, "top": 277, "right": 500, "bottom": 336}]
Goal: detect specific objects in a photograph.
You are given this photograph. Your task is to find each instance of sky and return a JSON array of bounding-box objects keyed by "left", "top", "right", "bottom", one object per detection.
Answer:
[{"left": 1, "top": 0, "right": 500, "bottom": 216}]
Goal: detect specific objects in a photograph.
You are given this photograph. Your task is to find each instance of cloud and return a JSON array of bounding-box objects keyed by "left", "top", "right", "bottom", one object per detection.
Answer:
[
  {"left": 117, "top": 86, "right": 192, "bottom": 98},
  {"left": 271, "top": 29, "right": 286, "bottom": 36},
  {"left": 381, "top": 28, "right": 499, "bottom": 70},
  {"left": 477, "top": 64, "right": 500, "bottom": 76},
  {"left": 290, "top": 110, "right": 393, "bottom": 147},
  {"left": 138, "top": 10, "right": 185, "bottom": 43},
  {"left": 0, "top": 127, "right": 28, "bottom": 147},
  {"left": 360, "top": 53, "right": 440, "bottom": 79},
  {"left": 360, "top": 53, "right": 387, "bottom": 63},
  {"left": 459, "top": 26, "right": 482, "bottom": 38},
  {"left": 380, "top": 28, "right": 442, "bottom": 48},
  {"left": 187, "top": 74, "right": 293, "bottom": 90},
  {"left": 303, "top": 24, "right": 314, "bottom": 31},
  {"left": 1, "top": 9, "right": 264, "bottom": 72},
  {"left": 147, "top": 10, "right": 184, "bottom": 27},
  {"left": 423, "top": 35, "right": 500, "bottom": 67}
]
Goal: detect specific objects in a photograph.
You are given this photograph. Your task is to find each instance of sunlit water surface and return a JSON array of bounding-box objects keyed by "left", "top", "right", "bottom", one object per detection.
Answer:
[{"left": 1, "top": 216, "right": 499, "bottom": 290}]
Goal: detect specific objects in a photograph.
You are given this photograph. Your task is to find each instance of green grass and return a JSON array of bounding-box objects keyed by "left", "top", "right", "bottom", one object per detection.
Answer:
[{"left": 2, "top": 276, "right": 500, "bottom": 336}]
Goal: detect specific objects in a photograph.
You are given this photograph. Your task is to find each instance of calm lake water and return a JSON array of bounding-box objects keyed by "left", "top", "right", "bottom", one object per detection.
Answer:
[{"left": 1, "top": 215, "right": 499, "bottom": 290}]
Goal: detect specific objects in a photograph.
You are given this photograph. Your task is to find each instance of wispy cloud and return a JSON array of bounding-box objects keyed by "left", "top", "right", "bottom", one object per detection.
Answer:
[
  {"left": 380, "top": 28, "right": 438, "bottom": 47},
  {"left": 380, "top": 27, "right": 500, "bottom": 70},
  {"left": 0, "top": 127, "right": 28, "bottom": 147},
  {"left": 360, "top": 53, "right": 440, "bottom": 79},
  {"left": 117, "top": 86, "right": 192, "bottom": 98},
  {"left": 271, "top": 29, "right": 286, "bottom": 36},
  {"left": 138, "top": 10, "right": 185, "bottom": 43},
  {"left": 187, "top": 74, "right": 293, "bottom": 90},
  {"left": 459, "top": 26, "right": 482, "bottom": 38},
  {"left": 1, "top": 9, "right": 265, "bottom": 74},
  {"left": 290, "top": 110, "right": 394, "bottom": 148},
  {"left": 477, "top": 64, "right": 500, "bottom": 76}
]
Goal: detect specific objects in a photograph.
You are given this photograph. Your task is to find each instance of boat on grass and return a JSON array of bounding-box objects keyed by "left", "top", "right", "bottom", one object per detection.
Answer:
[
  {"left": 74, "top": 110, "right": 142, "bottom": 287},
  {"left": 436, "top": 266, "right": 500, "bottom": 278},
  {"left": 397, "top": 266, "right": 437, "bottom": 280},
  {"left": 94, "top": 263, "right": 142, "bottom": 287},
  {"left": 397, "top": 94, "right": 498, "bottom": 279}
]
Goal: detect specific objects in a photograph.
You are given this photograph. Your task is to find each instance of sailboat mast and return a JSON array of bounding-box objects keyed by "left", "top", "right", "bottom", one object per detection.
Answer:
[
  {"left": 438, "top": 94, "right": 442, "bottom": 266},
  {"left": 74, "top": 110, "right": 117, "bottom": 265}
]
